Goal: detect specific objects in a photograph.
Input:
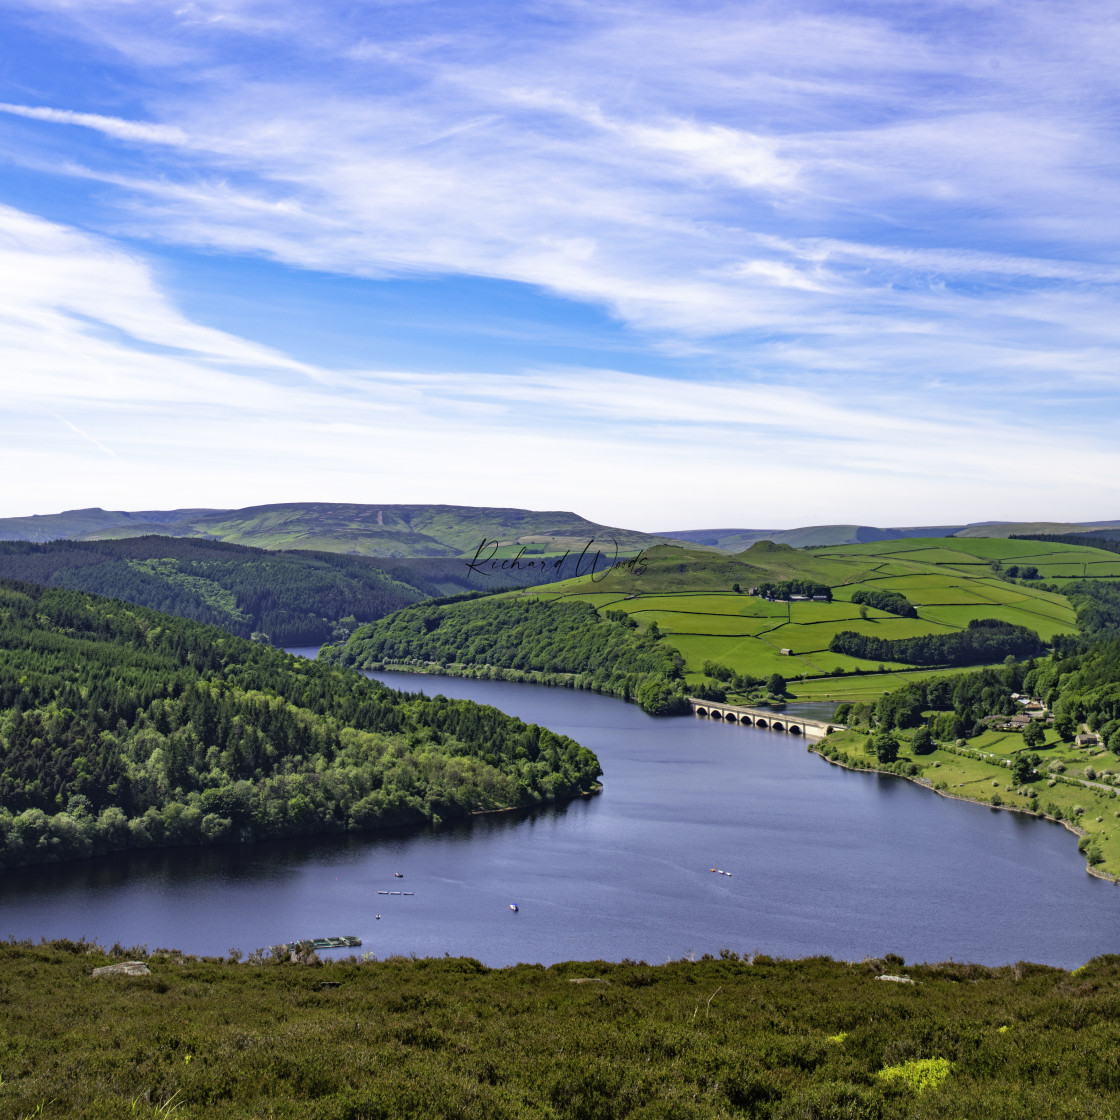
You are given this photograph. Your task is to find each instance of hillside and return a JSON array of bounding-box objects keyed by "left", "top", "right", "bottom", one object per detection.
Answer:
[
  {"left": 540, "top": 537, "right": 1113, "bottom": 700},
  {"left": 0, "top": 537, "right": 428, "bottom": 645},
  {"left": 661, "top": 524, "right": 966, "bottom": 549},
  {"left": 7, "top": 942, "right": 1117, "bottom": 1120},
  {"left": 0, "top": 503, "right": 687, "bottom": 558},
  {"left": 0, "top": 538, "right": 583, "bottom": 646},
  {"left": 324, "top": 596, "right": 690, "bottom": 714},
  {"left": 814, "top": 580, "right": 1120, "bottom": 875},
  {"left": 0, "top": 581, "right": 601, "bottom": 869},
  {"left": 334, "top": 537, "right": 1120, "bottom": 707}
]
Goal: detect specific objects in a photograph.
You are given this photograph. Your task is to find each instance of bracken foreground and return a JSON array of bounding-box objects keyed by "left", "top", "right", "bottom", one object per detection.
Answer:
[{"left": 2, "top": 941, "right": 1119, "bottom": 1118}]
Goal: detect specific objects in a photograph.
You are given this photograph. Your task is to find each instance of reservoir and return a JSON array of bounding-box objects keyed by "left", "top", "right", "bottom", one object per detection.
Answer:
[{"left": 2, "top": 669, "right": 1118, "bottom": 968}]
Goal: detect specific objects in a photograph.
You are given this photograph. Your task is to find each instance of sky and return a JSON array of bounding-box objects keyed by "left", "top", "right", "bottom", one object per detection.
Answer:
[{"left": 1, "top": 0, "right": 1118, "bottom": 531}]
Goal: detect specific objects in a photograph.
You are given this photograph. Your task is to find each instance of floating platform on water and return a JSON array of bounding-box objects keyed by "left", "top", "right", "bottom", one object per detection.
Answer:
[{"left": 270, "top": 935, "right": 362, "bottom": 954}]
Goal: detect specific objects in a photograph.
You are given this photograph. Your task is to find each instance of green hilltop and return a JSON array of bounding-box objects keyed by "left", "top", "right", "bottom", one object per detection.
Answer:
[
  {"left": 530, "top": 536, "right": 1119, "bottom": 699},
  {"left": 333, "top": 536, "right": 1120, "bottom": 706}
]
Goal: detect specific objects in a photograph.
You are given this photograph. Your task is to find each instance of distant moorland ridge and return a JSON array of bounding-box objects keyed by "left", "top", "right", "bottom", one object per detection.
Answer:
[
  {"left": 661, "top": 520, "right": 1120, "bottom": 551},
  {"left": 3, "top": 503, "right": 1117, "bottom": 557},
  {"left": 0, "top": 503, "right": 685, "bottom": 558}
]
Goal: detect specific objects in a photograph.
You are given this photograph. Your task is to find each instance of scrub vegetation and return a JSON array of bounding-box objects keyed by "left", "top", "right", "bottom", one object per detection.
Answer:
[{"left": 2, "top": 940, "right": 1118, "bottom": 1120}]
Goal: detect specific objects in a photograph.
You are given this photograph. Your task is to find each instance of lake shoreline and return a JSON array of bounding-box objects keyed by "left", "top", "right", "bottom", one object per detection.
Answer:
[
  {"left": 807, "top": 740, "right": 1120, "bottom": 884},
  {"left": 368, "top": 658, "right": 1120, "bottom": 885},
  {"left": 369, "top": 658, "right": 1120, "bottom": 885}
]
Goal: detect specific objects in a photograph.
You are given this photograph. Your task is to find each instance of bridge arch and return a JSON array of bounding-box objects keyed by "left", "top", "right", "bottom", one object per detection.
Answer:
[{"left": 686, "top": 698, "right": 841, "bottom": 740}]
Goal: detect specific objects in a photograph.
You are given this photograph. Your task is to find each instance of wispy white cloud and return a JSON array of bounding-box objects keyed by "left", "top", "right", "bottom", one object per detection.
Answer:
[
  {"left": 0, "top": 0, "right": 1118, "bottom": 521},
  {"left": 0, "top": 102, "right": 188, "bottom": 145},
  {"left": 1, "top": 202, "right": 1117, "bottom": 527}
]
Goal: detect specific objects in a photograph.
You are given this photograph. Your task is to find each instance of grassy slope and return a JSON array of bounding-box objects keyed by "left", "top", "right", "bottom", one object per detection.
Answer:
[
  {"left": 5, "top": 940, "right": 1119, "bottom": 1120},
  {"left": 513, "top": 539, "right": 1095, "bottom": 701},
  {"left": 953, "top": 520, "right": 1120, "bottom": 538}
]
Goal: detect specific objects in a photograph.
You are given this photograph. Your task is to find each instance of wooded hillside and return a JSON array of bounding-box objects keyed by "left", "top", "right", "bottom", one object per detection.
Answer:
[
  {"left": 326, "top": 596, "right": 690, "bottom": 714},
  {"left": 0, "top": 581, "right": 600, "bottom": 868}
]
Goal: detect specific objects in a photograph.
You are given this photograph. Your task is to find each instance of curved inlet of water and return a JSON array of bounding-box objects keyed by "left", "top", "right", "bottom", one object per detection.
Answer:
[{"left": 1, "top": 670, "right": 1117, "bottom": 968}]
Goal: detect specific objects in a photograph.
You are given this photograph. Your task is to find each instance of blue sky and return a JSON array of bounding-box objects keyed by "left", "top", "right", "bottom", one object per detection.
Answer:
[{"left": 1, "top": 0, "right": 1118, "bottom": 530}]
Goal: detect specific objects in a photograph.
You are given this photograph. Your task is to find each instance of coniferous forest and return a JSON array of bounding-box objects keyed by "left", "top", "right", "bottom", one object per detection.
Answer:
[
  {"left": 0, "top": 537, "right": 430, "bottom": 645},
  {"left": 325, "top": 596, "right": 691, "bottom": 714},
  {"left": 0, "top": 580, "right": 601, "bottom": 868}
]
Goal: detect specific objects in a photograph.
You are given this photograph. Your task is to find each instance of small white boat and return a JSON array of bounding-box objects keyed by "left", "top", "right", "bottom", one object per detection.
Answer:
[
  {"left": 403, "top": 892, "right": 414, "bottom": 896},
  {"left": 393, "top": 872, "right": 404, "bottom": 878},
  {"left": 375, "top": 914, "right": 381, "bottom": 920},
  {"left": 509, "top": 904, "right": 519, "bottom": 912},
  {"left": 378, "top": 890, "right": 389, "bottom": 895},
  {"left": 390, "top": 891, "right": 401, "bottom": 895}
]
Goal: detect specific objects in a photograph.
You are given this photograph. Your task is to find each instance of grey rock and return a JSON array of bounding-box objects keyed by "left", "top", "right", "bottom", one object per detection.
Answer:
[{"left": 91, "top": 961, "right": 152, "bottom": 978}]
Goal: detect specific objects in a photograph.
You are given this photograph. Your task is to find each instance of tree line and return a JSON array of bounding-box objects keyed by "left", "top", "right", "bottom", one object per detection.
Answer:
[
  {"left": 0, "top": 580, "right": 601, "bottom": 868},
  {"left": 324, "top": 597, "right": 691, "bottom": 714},
  {"left": 753, "top": 580, "right": 832, "bottom": 601},
  {"left": 1011, "top": 532, "right": 1120, "bottom": 555},
  {"left": 845, "top": 581, "right": 1120, "bottom": 753},
  {"left": 848, "top": 588, "right": 917, "bottom": 618},
  {"left": 829, "top": 618, "right": 1044, "bottom": 667}
]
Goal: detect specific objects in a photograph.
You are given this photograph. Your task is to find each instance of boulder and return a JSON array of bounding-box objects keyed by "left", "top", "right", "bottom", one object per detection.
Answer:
[{"left": 91, "top": 961, "right": 151, "bottom": 978}]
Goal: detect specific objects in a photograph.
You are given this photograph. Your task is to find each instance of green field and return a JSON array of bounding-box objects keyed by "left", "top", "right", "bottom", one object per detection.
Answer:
[
  {"left": 518, "top": 537, "right": 1103, "bottom": 702},
  {"left": 790, "top": 665, "right": 985, "bottom": 702}
]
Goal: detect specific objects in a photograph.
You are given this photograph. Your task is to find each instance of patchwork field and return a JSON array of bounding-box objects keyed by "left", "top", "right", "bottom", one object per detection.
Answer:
[{"left": 519, "top": 536, "right": 1110, "bottom": 702}]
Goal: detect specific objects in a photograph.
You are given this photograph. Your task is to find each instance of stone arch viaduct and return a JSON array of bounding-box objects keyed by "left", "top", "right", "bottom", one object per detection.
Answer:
[{"left": 688, "top": 699, "right": 843, "bottom": 741}]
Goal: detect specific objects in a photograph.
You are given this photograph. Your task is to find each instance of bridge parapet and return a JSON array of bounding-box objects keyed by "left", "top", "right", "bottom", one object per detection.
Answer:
[{"left": 688, "top": 698, "right": 845, "bottom": 740}]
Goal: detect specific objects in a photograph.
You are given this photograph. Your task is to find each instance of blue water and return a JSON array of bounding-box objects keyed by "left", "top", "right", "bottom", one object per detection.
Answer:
[{"left": 2, "top": 669, "right": 1117, "bottom": 968}]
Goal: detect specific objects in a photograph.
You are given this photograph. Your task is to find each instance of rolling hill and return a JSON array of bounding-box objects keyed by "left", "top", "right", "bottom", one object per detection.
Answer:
[
  {"left": 0, "top": 503, "right": 686, "bottom": 558},
  {"left": 661, "top": 520, "right": 1120, "bottom": 551},
  {"left": 332, "top": 536, "right": 1120, "bottom": 706},
  {"left": 0, "top": 537, "right": 588, "bottom": 646}
]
